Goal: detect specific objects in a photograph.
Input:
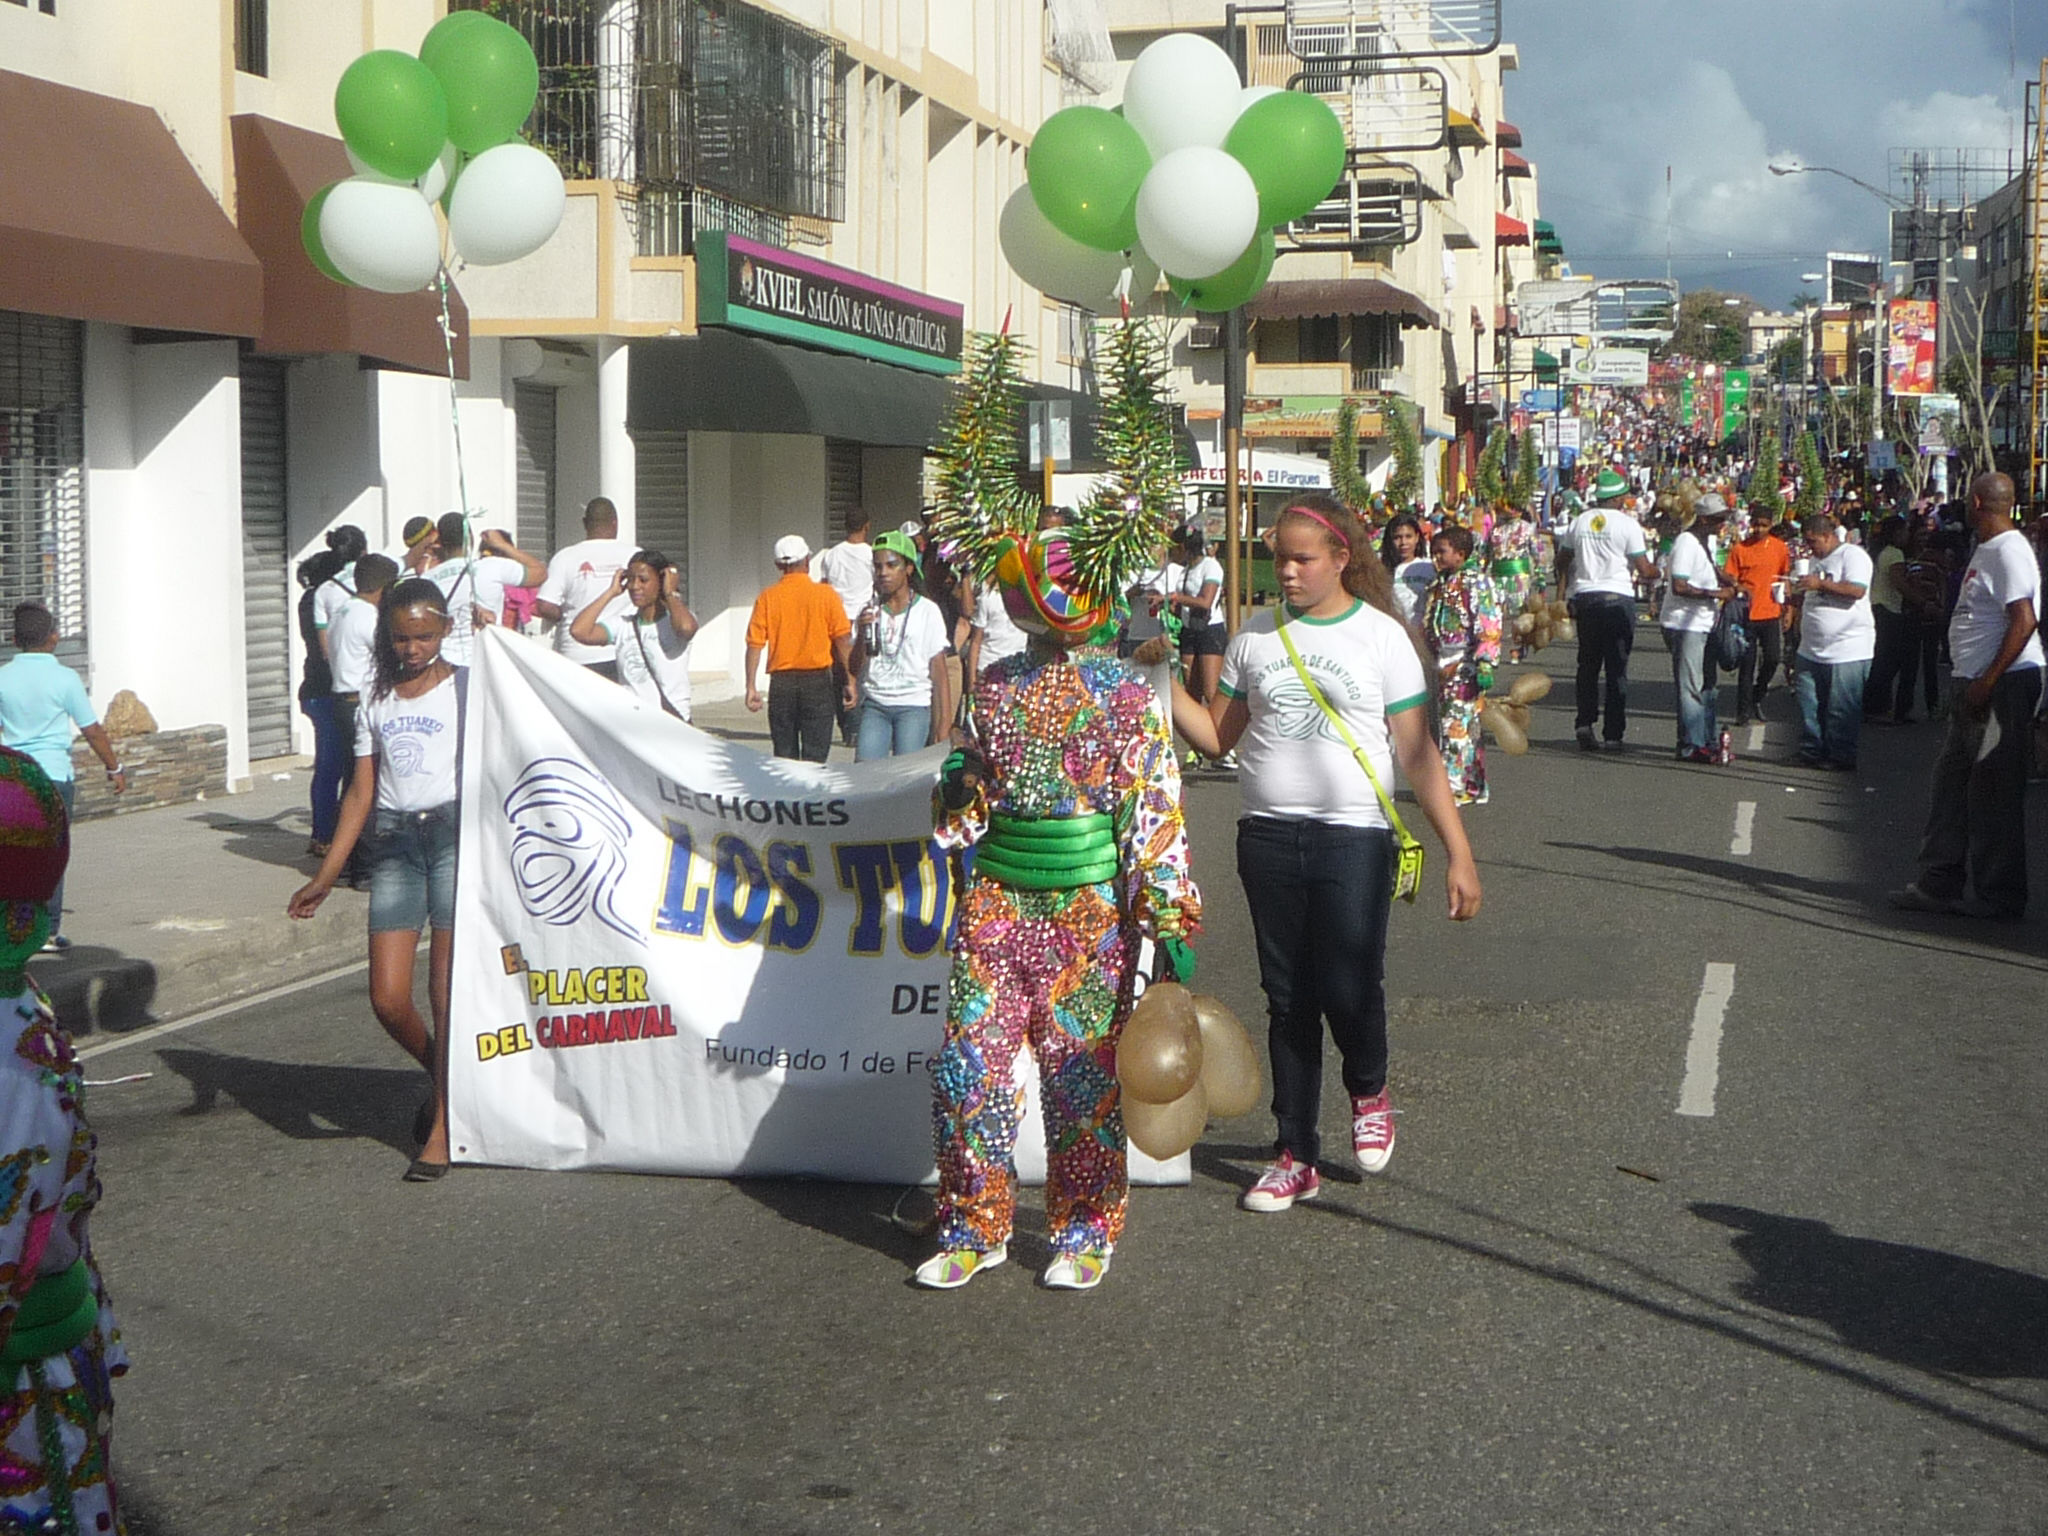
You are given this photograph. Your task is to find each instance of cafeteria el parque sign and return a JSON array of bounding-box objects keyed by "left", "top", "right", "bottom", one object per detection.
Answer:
[{"left": 695, "top": 231, "right": 963, "bottom": 375}]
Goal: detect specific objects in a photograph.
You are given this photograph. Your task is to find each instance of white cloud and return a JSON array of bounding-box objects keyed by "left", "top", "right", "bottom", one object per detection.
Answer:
[{"left": 1877, "top": 91, "right": 2019, "bottom": 155}]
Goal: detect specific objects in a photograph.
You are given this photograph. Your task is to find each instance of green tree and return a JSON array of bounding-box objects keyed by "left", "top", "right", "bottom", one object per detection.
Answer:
[
  {"left": 1793, "top": 430, "right": 1826, "bottom": 521},
  {"left": 1660, "top": 288, "right": 1752, "bottom": 364},
  {"left": 1750, "top": 429, "right": 1783, "bottom": 519},
  {"left": 1384, "top": 395, "right": 1423, "bottom": 510}
]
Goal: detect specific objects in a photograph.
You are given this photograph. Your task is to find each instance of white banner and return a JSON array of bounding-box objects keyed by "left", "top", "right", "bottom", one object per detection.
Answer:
[{"left": 448, "top": 629, "right": 1188, "bottom": 1185}]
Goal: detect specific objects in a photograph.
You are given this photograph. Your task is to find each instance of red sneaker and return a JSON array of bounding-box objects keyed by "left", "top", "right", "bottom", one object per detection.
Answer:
[
  {"left": 1241, "top": 1152, "right": 1320, "bottom": 1212},
  {"left": 1352, "top": 1090, "right": 1398, "bottom": 1173}
]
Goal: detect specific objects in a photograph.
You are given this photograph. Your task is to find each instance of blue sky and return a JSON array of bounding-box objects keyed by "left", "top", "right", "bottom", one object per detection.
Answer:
[{"left": 1507, "top": 0, "right": 2048, "bottom": 308}]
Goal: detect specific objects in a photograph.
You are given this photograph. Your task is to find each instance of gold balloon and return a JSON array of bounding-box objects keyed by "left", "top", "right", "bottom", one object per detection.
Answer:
[
  {"left": 1554, "top": 619, "right": 1577, "bottom": 642},
  {"left": 1190, "top": 994, "right": 1263, "bottom": 1119},
  {"left": 1507, "top": 671, "right": 1553, "bottom": 705},
  {"left": 1481, "top": 697, "right": 1530, "bottom": 754},
  {"left": 1118, "top": 981, "right": 1202, "bottom": 1105},
  {"left": 1123, "top": 1079, "right": 1209, "bottom": 1160},
  {"left": 1512, "top": 611, "right": 1537, "bottom": 636},
  {"left": 1529, "top": 624, "right": 1551, "bottom": 652}
]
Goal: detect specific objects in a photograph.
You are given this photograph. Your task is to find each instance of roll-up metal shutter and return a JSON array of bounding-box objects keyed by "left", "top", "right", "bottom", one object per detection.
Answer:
[
  {"left": 825, "top": 437, "right": 863, "bottom": 537},
  {"left": 635, "top": 431, "right": 689, "bottom": 599},
  {"left": 514, "top": 381, "right": 558, "bottom": 556},
  {"left": 0, "top": 312, "right": 88, "bottom": 674},
  {"left": 239, "top": 357, "right": 293, "bottom": 761}
]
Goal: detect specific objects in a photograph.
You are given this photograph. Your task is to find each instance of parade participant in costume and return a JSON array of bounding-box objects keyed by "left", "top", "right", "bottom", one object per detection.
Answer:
[
  {"left": 1487, "top": 498, "right": 1541, "bottom": 658},
  {"left": 1422, "top": 525, "right": 1504, "bottom": 805},
  {"left": 0, "top": 750, "right": 127, "bottom": 1531},
  {"left": 915, "top": 327, "right": 1199, "bottom": 1293}
]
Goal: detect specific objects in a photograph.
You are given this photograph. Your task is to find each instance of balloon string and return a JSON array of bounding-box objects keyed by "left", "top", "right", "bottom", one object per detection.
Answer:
[{"left": 435, "top": 264, "right": 477, "bottom": 595}]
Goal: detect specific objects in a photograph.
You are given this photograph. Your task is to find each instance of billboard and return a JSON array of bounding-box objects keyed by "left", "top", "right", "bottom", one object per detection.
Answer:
[
  {"left": 1825, "top": 251, "right": 1882, "bottom": 305},
  {"left": 1886, "top": 300, "right": 1938, "bottom": 395},
  {"left": 1564, "top": 347, "right": 1651, "bottom": 387},
  {"left": 1516, "top": 278, "right": 1679, "bottom": 343}
]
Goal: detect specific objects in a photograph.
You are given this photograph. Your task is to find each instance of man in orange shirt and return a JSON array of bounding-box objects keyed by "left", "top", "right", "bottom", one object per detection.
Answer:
[
  {"left": 1722, "top": 510, "right": 1792, "bottom": 725},
  {"left": 745, "top": 534, "right": 857, "bottom": 762}
]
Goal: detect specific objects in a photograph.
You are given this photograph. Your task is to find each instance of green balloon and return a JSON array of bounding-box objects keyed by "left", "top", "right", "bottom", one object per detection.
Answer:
[
  {"left": 300, "top": 184, "right": 354, "bottom": 287},
  {"left": 1169, "top": 228, "right": 1276, "bottom": 314},
  {"left": 1027, "top": 106, "right": 1150, "bottom": 252},
  {"left": 334, "top": 50, "right": 450, "bottom": 181},
  {"left": 1224, "top": 91, "right": 1348, "bottom": 228},
  {"left": 419, "top": 11, "right": 541, "bottom": 155}
]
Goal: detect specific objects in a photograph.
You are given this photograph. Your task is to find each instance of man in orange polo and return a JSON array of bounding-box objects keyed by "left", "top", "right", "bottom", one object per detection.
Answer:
[
  {"left": 1723, "top": 508, "right": 1792, "bottom": 726},
  {"left": 745, "top": 534, "right": 857, "bottom": 762}
]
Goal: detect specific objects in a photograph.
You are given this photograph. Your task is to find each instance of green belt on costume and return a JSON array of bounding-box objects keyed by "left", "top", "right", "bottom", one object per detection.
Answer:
[
  {"left": 974, "top": 811, "right": 1119, "bottom": 890},
  {"left": 1492, "top": 557, "right": 1533, "bottom": 576},
  {"left": 1, "top": 1260, "right": 94, "bottom": 1366}
]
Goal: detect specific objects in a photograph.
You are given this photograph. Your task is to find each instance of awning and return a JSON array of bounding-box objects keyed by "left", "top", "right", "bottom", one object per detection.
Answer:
[
  {"left": 1533, "top": 347, "right": 1560, "bottom": 379},
  {"left": 627, "top": 329, "right": 951, "bottom": 447},
  {"left": 1496, "top": 213, "right": 1530, "bottom": 246},
  {"left": 1495, "top": 119, "right": 1524, "bottom": 148},
  {"left": 231, "top": 115, "right": 467, "bottom": 377},
  {"left": 1501, "top": 150, "right": 1532, "bottom": 178},
  {"left": 1248, "top": 278, "right": 1439, "bottom": 329},
  {"left": 0, "top": 70, "right": 262, "bottom": 337},
  {"left": 1534, "top": 218, "right": 1563, "bottom": 254},
  {"left": 1447, "top": 109, "right": 1489, "bottom": 149},
  {"left": 1441, "top": 210, "right": 1479, "bottom": 250}
]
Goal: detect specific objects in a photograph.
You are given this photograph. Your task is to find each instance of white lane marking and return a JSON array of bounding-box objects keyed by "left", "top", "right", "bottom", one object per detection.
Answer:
[
  {"left": 1730, "top": 801, "right": 1756, "bottom": 857},
  {"left": 1677, "top": 963, "right": 1736, "bottom": 1118},
  {"left": 1747, "top": 723, "right": 1767, "bottom": 754},
  {"left": 76, "top": 960, "right": 369, "bottom": 1061}
]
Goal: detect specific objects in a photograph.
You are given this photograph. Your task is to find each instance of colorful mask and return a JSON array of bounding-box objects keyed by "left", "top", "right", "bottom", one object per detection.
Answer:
[{"left": 992, "top": 530, "right": 1120, "bottom": 646}]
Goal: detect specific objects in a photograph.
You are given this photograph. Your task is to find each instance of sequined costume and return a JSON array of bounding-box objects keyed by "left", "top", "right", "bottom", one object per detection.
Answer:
[
  {"left": 1422, "top": 567, "right": 1504, "bottom": 806},
  {"left": 1487, "top": 514, "right": 1541, "bottom": 631},
  {"left": 930, "top": 641, "right": 1199, "bottom": 1258}
]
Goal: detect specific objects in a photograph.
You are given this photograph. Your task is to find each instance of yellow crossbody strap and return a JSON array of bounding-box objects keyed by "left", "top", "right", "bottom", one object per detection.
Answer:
[{"left": 1275, "top": 612, "right": 1423, "bottom": 855}]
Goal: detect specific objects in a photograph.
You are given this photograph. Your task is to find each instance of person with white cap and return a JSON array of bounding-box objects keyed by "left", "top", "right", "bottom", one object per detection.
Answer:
[
  {"left": 1555, "top": 469, "right": 1661, "bottom": 752},
  {"left": 743, "top": 534, "right": 856, "bottom": 762}
]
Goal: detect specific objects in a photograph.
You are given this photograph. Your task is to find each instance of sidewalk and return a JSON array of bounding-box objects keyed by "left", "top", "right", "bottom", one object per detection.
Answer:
[{"left": 37, "top": 693, "right": 785, "bottom": 1037}]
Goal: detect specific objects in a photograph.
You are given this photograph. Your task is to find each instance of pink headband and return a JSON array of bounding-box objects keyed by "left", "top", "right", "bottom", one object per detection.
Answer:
[{"left": 1287, "top": 507, "right": 1350, "bottom": 548}]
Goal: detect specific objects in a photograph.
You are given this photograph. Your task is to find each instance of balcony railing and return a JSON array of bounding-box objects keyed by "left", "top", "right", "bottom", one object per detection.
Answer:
[
  {"left": 1282, "top": 0, "right": 1502, "bottom": 63},
  {"left": 1290, "top": 161, "right": 1433, "bottom": 250}
]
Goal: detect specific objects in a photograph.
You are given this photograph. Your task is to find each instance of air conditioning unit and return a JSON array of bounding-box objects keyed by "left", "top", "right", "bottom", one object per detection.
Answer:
[{"left": 1187, "top": 323, "right": 1223, "bottom": 350}]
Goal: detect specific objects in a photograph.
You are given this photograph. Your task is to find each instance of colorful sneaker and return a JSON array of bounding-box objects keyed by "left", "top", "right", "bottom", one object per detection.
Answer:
[
  {"left": 1041, "top": 1250, "right": 1111, "bottom": 1290},
  {"left": 1241, "top": 1152, "right": 1320, "bottom": 1212},
  {"left": 912, "top": 1243, "right": 1007, "bottom": 1290},
  {"left": 1351, "top": 1090, "right": 1398, "bottom": 1173}
]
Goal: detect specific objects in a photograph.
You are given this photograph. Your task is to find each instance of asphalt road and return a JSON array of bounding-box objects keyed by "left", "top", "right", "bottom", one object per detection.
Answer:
[{"left": 80, "top": 655, "right": 2048, "bottom": 1534}]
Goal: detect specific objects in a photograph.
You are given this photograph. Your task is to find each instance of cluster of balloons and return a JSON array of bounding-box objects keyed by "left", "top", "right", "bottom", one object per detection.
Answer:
[
  {"left": 1117, "top": 981, "right": 1263, "bottom": 1160},
  {"left": 1478, "top": 669, "right": 1552, "bottom": 755},
  {"left": 1001, "top": 33, "right": 1346, "bottom": 316},
  {"left": 304, "top": 12, "right": 566, "bottom": 294}
]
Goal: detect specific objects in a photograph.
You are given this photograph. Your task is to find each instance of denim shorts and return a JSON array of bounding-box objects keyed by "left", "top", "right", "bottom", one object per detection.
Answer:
[{"left": 367, "top": 806, "right": 459, "bottom": 934}]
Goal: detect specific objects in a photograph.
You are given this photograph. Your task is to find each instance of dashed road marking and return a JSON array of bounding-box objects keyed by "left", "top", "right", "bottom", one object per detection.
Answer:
[
  {"left": 1677, "top": 962, "right": 1737, "bottom": 1118},
  {"left": 1730, "top": 801, "right": 1756, "bottom": 857},
  {"left": 1747, "top": 723, "right": 1767, "bottom": 754}
]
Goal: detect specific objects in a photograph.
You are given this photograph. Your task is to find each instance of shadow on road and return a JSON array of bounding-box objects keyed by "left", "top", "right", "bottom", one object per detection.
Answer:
[
  {"left": 1548, "top": 841, "right": 1862, "bottom": 902},
  {"left": 188, "top": 806, "right": 319, "bottom": 872},
  {"left": 156, "top": 1047, "right": 423, "bottom": 1155},
  {"left": 726, "top": 1179, "right": 930, "bottom": 1267},
  {"left": 1693, "top": 1202, "right": 2048, "bottom": 1380}
]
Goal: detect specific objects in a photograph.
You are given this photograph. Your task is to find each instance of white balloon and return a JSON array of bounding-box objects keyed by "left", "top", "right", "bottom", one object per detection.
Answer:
[
  {"left": 344, "top": 148, "right": 411, "bottom": 186},
  {"left": 999, "top": 186, "right": 1160, "bottom": 313},
  {"left": 417, "top": 141, "right": 461, "bottom": 204},
  {"left": 447, "top": 143, "right": 567, "bottom": 266},
  {"left": 1122, "top": 33, "right": 1245, "bottom": 157},
  {"left": 319, "top": 178, "right": 442, "bottom": 293},
  {"left": 1237, "top": 85, "right": 1282, "bottom": 117},
  {"left": 1134, "top": 147, "right": 1259, "bottom": 280}
]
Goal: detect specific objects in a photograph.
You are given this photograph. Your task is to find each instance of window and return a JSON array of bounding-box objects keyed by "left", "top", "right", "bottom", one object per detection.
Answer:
[
  {"left": 1300, "top": 315, "right": 1342, "bottom": 363},
  {"left": 234, "top": 0, "right": 268, "bottom": 75},
  {"left": 0, "top": 313, "right": 87, "bottom": 668}
]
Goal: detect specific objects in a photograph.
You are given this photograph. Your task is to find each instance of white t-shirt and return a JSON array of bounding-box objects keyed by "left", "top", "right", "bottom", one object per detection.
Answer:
[
  {"left": 1948, "top": 529, "right": 2046, "bottom": 679},
  {"left": 424, "top": 555, "right": 529, "bottom": 667},
  {"left": 1661, "top": 531, "right": 1720, "bottom": 634},
  {"left": 537, "top": 538, "right": 636, "bottom": 664},
  {"left": 311, "top": 567, "right": 356, "bottom": 632},
  {"left": 602, "top": 611, "right": 694, "bottom": 718},
  {"left": 355, "top": 673, "right": 461, "bottom": 812},
  {"left": 1798, "top": 543, "right": 1877, "bottom": 664},
  {"left": 1391, "top": 558, "right": 1435, "bottom": 624},
  {"left": 1181, "top": 556, "right": 1225, "bottom": 627},
  {"left": 1560, "top": 507, "right": 1648, "bottom": 598},
  {"left": 810, "top": 539, "right": 876, "bottom": 622},
  {"left": 1219, "top": 600, "right": 1429, "bottom": 830},
  {"left": 328, "top": 596, "right": 381, "bottom": 695},
  {"left": 971, "top": 584, "right": 1028, "bottom": 668},
  {"left": 861, "top": 595, "right": 950, "bottom": 706}
]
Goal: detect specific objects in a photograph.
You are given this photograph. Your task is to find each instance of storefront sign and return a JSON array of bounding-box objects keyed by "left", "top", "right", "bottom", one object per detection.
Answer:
[
  {"left": 1240, "top": 395, "right": 1385, "bottom": 439},
  {"left": 1538, "top": 414, "right": 1581, "bottom": 451},
  {"left": 449, "top": 632, "right": 1183, "bottom": 1183},
  {"left": 1521, "top": 387, "right": 1562, "bottom": 411},
  {"left": 1886, "top": 299, "right": 1937, "bottom": 396},
  {"left": 695, "top": 231, "right": 963, "bottom": 375}
]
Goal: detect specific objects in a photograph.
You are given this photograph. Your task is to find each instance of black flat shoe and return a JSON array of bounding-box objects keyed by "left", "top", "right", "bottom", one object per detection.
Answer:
[{"left": 403, "top": 1159, "right": 449, "bottom": 1183}]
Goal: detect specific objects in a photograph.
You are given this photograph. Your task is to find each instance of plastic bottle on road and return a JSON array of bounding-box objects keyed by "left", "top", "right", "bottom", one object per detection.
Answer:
[{"left": 1717, "top": 727, "right": 1734, "bottom": 765}]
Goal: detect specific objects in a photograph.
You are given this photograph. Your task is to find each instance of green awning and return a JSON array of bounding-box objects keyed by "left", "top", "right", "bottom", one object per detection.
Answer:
[{"left": 1533, "top": 347, "right": 1560, "bottom": 380}]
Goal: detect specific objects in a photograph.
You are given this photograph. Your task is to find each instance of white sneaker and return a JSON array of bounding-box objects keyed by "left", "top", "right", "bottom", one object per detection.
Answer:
[
  {"left": 912, "top": 1243, "right": 1007, "bottom": 1290},
  {"left": 1040, "top": 1251, "right": 1110, "bottom": 1290}
]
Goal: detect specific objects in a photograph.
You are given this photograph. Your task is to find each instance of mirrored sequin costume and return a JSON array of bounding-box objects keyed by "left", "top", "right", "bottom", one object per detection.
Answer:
[
  {"left": 1423, "top": 567, "right": 1504, "bottom": 806},
  {"left": 930, "top": 642, "right": 1199, "bottom": 1257}
]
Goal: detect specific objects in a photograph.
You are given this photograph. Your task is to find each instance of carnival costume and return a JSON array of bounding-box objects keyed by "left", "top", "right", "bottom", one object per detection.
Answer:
[
  {"left": 1487, "top": 513, "right": 1541, "bottom": 637},
  {"left": 0, "top": 750, "right": 126, "bottom": 1534},
  {"left": 917, "top": 326, "right": 1199, "bottom": 1290},
  {"left": 1423, "top": 566, "right": 1504, "bottom": 806}
]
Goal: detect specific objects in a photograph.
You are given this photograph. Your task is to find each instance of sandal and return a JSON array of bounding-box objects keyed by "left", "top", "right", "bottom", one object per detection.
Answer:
[{"left": 403, "top": 1158, "right": 449, "bottom": 1183}]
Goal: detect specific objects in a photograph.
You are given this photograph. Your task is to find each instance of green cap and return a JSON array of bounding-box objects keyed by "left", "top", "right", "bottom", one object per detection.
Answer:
[
  {"left": 872, "top": 530, "right": 920, "bottom": 564},
  {"left": 1594, "top": 470, "right": 1629, "bottom": 502}
]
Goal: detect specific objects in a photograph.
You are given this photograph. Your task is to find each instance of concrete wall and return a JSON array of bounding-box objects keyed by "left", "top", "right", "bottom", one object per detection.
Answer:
[{"left": 687, "top": 432, "right": 829, "bottom": 694}]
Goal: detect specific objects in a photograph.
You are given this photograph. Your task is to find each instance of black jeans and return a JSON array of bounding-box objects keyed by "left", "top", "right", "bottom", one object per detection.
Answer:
[
  {"left": 1734, "top": 616, "right": 1782, "bottom": 719},
  {"left": 1913, "top": 668, "right": 2043, "bottom": 914},
  {"left": 1868, "top": 611, "right": 1942, "bottom": 719},
  {"left": 768, "top": 667, "right": 837, "bottom": 762},
  {"left": 1237, "top": 816, "right": 1394, "bottom": 1164},
  {"left": 1572, "top": 592, "right": 1637, "bottom": 741}
]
